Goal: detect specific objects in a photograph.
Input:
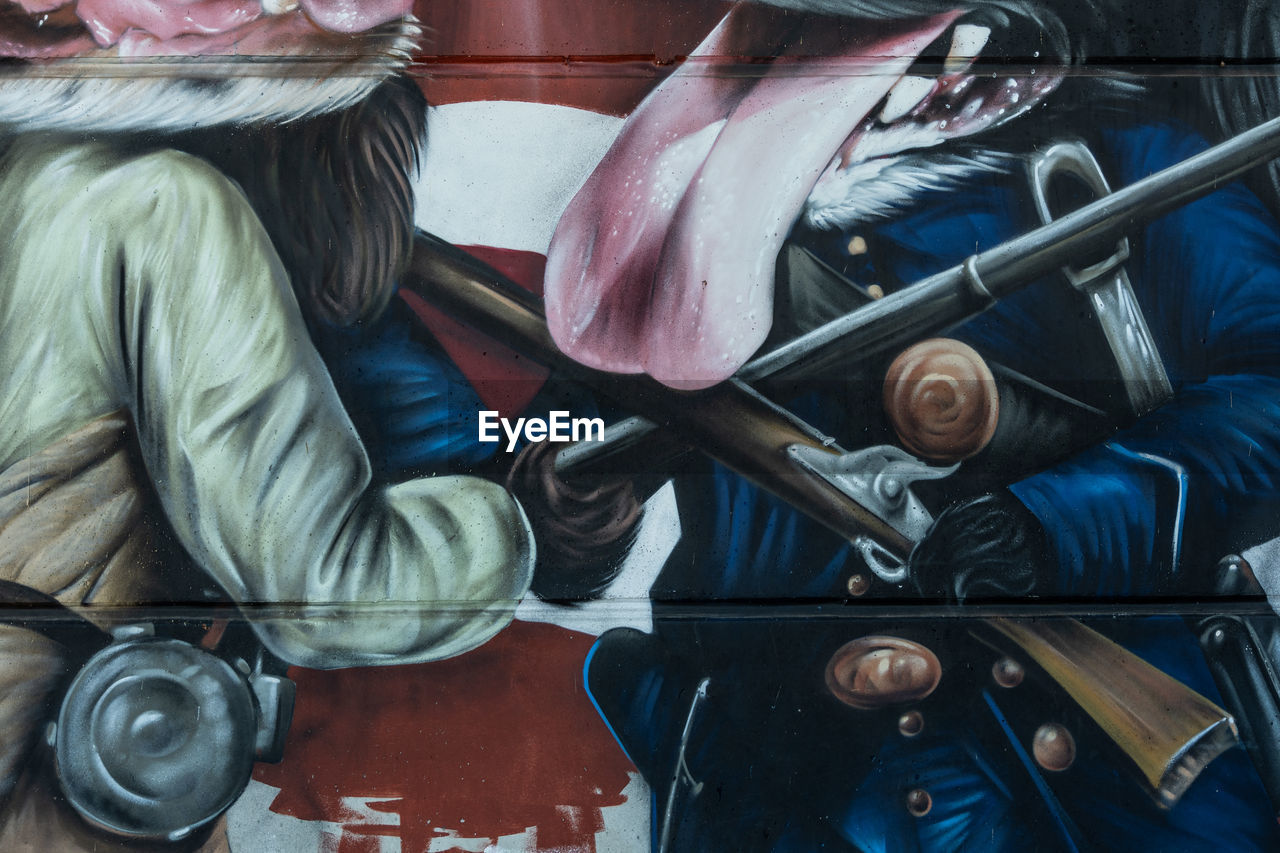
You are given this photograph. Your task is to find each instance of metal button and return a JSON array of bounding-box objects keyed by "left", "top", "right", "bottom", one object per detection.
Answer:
[
  {"left": 1033, "top": 724, "right": 1076, "bottom": 772},
  {"left": 848, "top": 235, "right": 868, "bottom": 256},
  {"left": 825, "top": 636, "right": 942, "bottom": 710},
  {"left": 906, "top": 788, "right": 932, "bottom": 817},
  {"left": 846, "top": 573, "right": 871, "bottom": 597},
  {"left": 992, "top": 657, "right": 1025, "bottom": 688},
  {"left": 898, "top": 710, "right": 924, "bottom": 737}
]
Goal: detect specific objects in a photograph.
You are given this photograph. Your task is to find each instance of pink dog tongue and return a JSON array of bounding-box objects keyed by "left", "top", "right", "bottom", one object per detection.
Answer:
[
  {"left": 545, "top": 7, "right": 956, "bottom": 390},
  {"left": 8, "top": 0, "right": 413, "bottom": 56},
  {"left": 299, "top": 0, "right": 413, "bottom": 33}
]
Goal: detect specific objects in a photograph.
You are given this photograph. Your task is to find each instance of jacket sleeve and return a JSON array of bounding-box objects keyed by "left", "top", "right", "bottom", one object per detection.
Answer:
[
  {"left": 1009, "top": 124, "right": 1280, "bottom": 597},
  {"left": 111, "top": 150, "right": 534, "bottom": 668}
]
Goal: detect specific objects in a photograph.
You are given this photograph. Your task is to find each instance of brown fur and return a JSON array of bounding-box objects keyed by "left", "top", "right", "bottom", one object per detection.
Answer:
[{"left": 175, "top": 74, "right": 428, "bottom": 327}]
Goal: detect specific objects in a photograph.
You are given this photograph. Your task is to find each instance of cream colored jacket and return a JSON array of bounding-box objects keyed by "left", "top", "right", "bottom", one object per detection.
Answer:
[{"left": 0, "top": 136, "right": 534, "bottom": 668}]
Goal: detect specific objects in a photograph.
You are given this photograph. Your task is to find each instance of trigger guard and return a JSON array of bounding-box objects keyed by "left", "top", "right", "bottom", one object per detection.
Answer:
[{"left": 854, "top": 535, "right": 909, "bottom": 584}]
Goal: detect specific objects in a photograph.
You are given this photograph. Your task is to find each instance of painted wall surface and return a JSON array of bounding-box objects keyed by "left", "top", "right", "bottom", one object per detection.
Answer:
[{"left": 2, "top": 1, "right": 1280, "bottom": 851}]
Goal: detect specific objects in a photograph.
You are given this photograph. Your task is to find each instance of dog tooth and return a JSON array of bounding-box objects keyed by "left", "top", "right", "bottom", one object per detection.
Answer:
[
  {"left": 943, "top": 24, "right": 991, "bottom": 74},
  {"left": 879, "top": 76, "right": 933, "bottom": 123}
]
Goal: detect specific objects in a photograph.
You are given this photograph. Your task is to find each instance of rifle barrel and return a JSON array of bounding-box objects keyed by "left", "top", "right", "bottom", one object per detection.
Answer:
[{"left": 745, "top": 114, "right": 1280, "bottom": 384}]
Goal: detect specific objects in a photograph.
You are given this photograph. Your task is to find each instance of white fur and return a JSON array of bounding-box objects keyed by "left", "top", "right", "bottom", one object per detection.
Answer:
[
  {"left": 0, "top": 21, "right": 418, "bottom": 132},
  {"left": 804, "top": 151, "right": 1011, "bottom": 229}
]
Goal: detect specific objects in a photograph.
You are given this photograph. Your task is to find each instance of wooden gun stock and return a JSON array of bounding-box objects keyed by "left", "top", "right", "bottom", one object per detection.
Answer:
[{"left": 991, "top": 618, "right": 1237, "bottom": 807}]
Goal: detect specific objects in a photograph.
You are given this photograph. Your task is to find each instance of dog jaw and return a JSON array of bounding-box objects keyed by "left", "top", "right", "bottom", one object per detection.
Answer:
[{"left": 0, "top": 1, "right": 419, "bottom": 131}]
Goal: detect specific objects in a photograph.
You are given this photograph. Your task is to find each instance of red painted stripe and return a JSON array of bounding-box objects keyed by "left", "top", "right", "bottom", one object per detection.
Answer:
[
  {"left": 254, "top": 620, "right": 635, "bottom": 852},
  {"left": 400, "top": 245, "right": 551, "bottom": 420}
]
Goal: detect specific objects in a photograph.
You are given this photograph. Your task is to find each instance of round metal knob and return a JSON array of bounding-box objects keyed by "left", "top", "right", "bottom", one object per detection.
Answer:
[
  {"left": 56, "top": 636, "right": 257, "bottom": 840},
  {"left": 883, "top": 338, "right": 999, "bottom": 463}
]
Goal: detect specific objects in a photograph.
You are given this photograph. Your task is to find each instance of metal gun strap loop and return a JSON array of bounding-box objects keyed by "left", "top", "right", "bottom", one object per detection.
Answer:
[{"left": 1029, "top": 140, "right": 1174, "bottom": 416}]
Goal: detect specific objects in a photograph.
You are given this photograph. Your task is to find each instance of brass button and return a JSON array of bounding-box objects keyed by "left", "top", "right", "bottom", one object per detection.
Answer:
[
  {"left": 1032, "top": 724, "right": 1076, "bottom": 772},
  {"left": 883, "top": 338, "right": 999, "bottom": 464},
  {"left": 897, "top": 710, "right": 925, "bottom": 737},
  {"left": 848, "top": 235, "right": 869, "bottom": 256},
  {"left": 825, "top": 636, "right": 942, "bottom": 710},
  {"left": 867, "top": 284, "right": 885, "bottom": 300},
  {"left": 906, "top": 788, "right": 932, "bottom": 817},
  {"left": 846, "top": 573, "right": 871, "bottom": 597},
  {"left": 992, "top": 657, "right": 1025, "bottom": 688}
]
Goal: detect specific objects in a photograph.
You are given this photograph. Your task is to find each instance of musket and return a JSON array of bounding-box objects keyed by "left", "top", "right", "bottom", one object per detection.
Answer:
[{"left": 401, "top": 113, "right": 1280, "bottom": 807}]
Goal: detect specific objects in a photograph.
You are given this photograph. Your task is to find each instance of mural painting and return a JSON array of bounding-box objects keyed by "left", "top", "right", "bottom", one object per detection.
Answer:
[{"left": 1, "top": 0, "right": 1280, "bottom": 850}]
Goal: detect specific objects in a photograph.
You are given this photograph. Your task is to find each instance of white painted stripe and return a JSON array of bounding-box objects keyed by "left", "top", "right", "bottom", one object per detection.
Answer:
[
  {"left": 415, "top": 101, "right": 625, "bottom": 254},
  {"left": 227, "top": 775, "right": 652, "bottom": 853},
  {"left": 226, "top": 780, "right": 338, "bottom": 851}
]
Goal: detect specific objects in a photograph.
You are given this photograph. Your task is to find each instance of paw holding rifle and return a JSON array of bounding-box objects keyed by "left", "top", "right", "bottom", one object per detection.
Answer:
[
  {"left": 506, "top": 439, "right": 642, "bottom": 601},
  {"left": 910, "top": 491, "right": 1054, "bottom": 601}
]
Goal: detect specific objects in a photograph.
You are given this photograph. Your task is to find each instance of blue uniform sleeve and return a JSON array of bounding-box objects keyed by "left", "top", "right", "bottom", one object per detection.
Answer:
[
  {"left": 314, "top": 297, "right": 608, "bottom": 481},
  {"left": 1010, "top": 124, "right": 1280, "bottom": 596},
  {"left": 313, "top": 298, "right": 497, "bottom": 477}
]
